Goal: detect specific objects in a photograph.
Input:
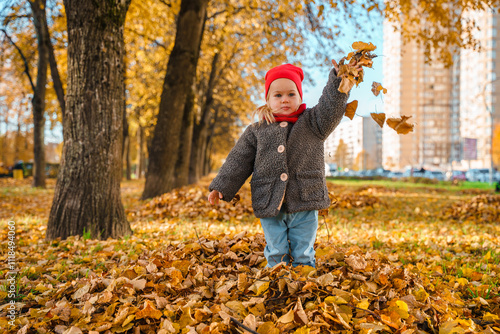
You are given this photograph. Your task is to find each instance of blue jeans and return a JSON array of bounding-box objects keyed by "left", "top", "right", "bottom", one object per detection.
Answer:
[{"left": 260, "top": 209, "right": 318, "bottom": 267}]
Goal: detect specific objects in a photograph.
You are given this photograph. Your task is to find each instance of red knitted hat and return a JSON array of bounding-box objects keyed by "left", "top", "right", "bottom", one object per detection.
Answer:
[{"left": 265, "top": 64, "right": 304, "bottom": 100}]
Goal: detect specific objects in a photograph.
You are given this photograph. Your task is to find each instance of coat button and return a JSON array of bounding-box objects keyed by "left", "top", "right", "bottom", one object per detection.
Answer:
[
  {"left": 280, "top": 173, "right": 288, "bottom": 181},
  {"left": 277, "top": 145, "right": 285, "bottom": 153},
  {"left": 280, "top": 122, "right": 288, "bottom": 127}
]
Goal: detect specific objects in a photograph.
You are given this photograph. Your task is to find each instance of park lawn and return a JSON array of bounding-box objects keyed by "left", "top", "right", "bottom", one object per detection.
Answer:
[{"left": 0, "top": 177, "right": 499, "bottom": 333}]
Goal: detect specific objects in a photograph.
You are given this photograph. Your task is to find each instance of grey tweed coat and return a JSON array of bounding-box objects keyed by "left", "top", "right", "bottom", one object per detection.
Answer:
[{"left": 209, "top": 68, "right": 348, "bottom": 218}]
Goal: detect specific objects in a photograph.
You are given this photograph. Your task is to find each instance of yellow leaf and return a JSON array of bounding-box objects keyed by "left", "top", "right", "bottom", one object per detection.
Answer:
[
  {"left": 439, "top": 320, "right": 467, "bottom": 334},
  {"left": 226, "top": 300, "right": 248, "bottom": 318},
  {"left": 122, "top": 314, "right": 135, "bottom": 327},
  {"left": 413, "top": 288, "right": 430, "bottom": 302},
  {"left": 178, "top": 307, "right": 196, "bottom": 328},
  {"left": 248, "top": 280, "right": 269, "bottom": 296},
  {"left": 356, "top": 299, "right": 370, "bottom": 310},
  {"left": 484, "top": 312, "right": 500, "bottom": 321},
  {"left": 345, "top": 100, "right": 358, "bottom": 120},
  {"left": 294, "top": 326, "right": 310, "bottom": 334},
  {"left": 395, "top": 300, "right": 409, "bottom": 319},
  {"left": 111, "top": 322, "right": 134, "bottom": 333},
  {"left": 325, "top": 295, "right": 348, "bottom": 305},
  {"left": 257, "top": 322, "right": 280, "bottom": 334}
]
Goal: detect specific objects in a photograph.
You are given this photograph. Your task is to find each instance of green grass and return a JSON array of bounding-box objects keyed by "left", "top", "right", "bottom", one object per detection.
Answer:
[{"left": 327, "top": 177, "right": 496, "bottom": 192}]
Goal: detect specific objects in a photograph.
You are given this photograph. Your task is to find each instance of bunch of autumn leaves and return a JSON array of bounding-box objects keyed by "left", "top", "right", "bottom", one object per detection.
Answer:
[{"left": 339, "top": 41, "right": 414, "bottom": 135}]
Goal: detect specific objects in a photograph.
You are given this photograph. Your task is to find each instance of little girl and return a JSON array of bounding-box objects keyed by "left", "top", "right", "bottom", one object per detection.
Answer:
[{"left": 208, "top": 61, "right": 358, "bottom": 268}]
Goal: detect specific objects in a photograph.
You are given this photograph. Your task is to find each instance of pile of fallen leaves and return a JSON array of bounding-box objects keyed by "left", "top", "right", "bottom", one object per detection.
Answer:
[
  {"left": 0, "top": 178, "right": 55, "bottom": 220},
  {"left": 331, "top": 193, "right": 382, "bottom": 209},
  {"left": 4, "top": 230, "right": 500, "bottom": 334},
  {"left": 131, "top": 183, "right": 253, "bottom": 223},
  {"left": 444, "top": 194, "right": 500, "bottom": 222},
  {"left": 1, "top": 178, "right": 500, "bottom": 333}
]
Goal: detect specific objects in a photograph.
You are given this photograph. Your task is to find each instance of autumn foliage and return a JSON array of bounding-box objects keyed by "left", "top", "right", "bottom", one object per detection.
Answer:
[{"left": 1, "top": 178, "right": 500, "bottom": 333}]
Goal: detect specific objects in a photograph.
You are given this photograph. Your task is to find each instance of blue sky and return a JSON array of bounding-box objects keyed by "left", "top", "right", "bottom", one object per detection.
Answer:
[{"left": 304, "top": 24, "right": 385, "bottom": 119}]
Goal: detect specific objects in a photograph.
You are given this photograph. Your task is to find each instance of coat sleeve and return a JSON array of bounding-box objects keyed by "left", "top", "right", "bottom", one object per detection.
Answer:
[
  {"left": 209, "top": 125, "right": 256, "bottom": 201},
  {"left": 304, "top": 68, "right": 350, "bottom": 140}
]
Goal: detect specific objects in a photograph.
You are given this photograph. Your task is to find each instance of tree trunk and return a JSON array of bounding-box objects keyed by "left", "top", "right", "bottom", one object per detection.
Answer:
[
  {"left": 137, "top": 124, "right": 144, "bottom": 178},
  {"left": 15, "top": 112, "right": 21, "bottom": 162},
  {"left": 141, "top": 0, "right": 208, "bottom": 200},
  {"left": 123, "top": 101, "right": 131, "bottom": 180},
  {"left": 124, "top": 136, "right": 131, "bottom": 180},
  {"left": 174, "top": 88, "right": 195, "bottom": 188},
  {"left": 30, "top": 0, "right": 49, "bottom": 188},
  {"left": 46, "top": 0, "right": 132, "bottom": 241},
  {"left": 46, "top": 25, "right": 66, "bottom": 121},
  {"left": 189, "top": 52, "right": 219, "bottom": 184}
]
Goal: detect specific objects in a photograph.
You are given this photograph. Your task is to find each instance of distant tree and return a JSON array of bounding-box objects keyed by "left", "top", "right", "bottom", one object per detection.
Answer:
[
  {"left": 1, "top": 0, "right": 66, "bottom": 187},
  {"left": 335, "top": 139, "right": 349, "bottom": 170},
  {"left": 46, "top": 0, "right": 132, "bottom": 240},
  {"left": 141, "top": 0, "right": 208, "bottom": 200},
  {"left": 493, "top": 124, "right": 500, "bottom": 168}
]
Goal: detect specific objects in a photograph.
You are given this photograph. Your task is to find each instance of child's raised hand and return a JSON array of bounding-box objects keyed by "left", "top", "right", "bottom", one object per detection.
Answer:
[
  {"left": 208, "top": 190, "right": 223, "bottom": 205},
  {"left": 331, "top": 59, "right": 339, "bottom": 73}
]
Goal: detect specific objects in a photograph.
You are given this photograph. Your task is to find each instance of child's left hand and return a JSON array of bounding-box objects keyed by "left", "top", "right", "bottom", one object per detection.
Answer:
[{"left": 208, "top": 190, "right": 223, "bottom": 205}]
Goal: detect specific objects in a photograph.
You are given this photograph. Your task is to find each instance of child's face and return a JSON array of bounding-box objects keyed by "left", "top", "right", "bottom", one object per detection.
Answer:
[{"left": 266, "top": 78, "right": 302, "bottom": 115}]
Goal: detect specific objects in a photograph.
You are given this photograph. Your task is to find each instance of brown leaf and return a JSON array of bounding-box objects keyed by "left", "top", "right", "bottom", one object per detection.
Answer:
[
  {"left": 345, "top": 254, "right": 367, "bottom": 271},
  {"left": 386, "top": 115, "right": 414, "bottom": 134},
  {"left": 371, "top": 82, "right": 387, "bottom": 96},
  {"left": 135, "top": 300, "right": 162, "bottom": 320},
  {"left": 294, "top": 298, "right": 308, "bottom": 325},
  {"left": 345, "top": 100, "right": 358, "bottom": 120},
  {"left": 352, "top": 41, "right": 377, "bottom": 51},
  {"left": 277, "top": 308, "right": 295, "bottom": 323},
  {"left": 339, "top": 77, "right": 355, "bottom": 94},
  {"left": 371, "top": 112, "right": 386, "bottom": 128}
]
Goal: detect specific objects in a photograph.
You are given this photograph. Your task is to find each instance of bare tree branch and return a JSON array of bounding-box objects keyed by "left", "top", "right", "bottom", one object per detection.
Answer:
[{"left": 0, "top": 28, "right": 35, "bottom": 93}]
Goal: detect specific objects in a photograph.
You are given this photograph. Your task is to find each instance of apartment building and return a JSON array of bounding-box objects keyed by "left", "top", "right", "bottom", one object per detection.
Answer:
[
  {"left": 382, "top": 23, "right": 457, "bottom": 170},
  {"left": 459, "top": 10, "right": 500, "bottom": 169},
  {"left": 325, "top": 116, "right": 382, "bottom": 170},
  {"left": 382, "top": 9, "right": 500, "bottom": 171}
]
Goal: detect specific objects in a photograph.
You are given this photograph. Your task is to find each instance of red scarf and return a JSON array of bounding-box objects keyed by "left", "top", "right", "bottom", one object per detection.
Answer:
[{"left": 273, "top": 104, "right": 306, "bottom": 124}]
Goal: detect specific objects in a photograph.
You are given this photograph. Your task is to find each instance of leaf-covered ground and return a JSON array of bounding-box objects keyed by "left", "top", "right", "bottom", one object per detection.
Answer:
[{"left": 0, "top": 177, "right": 499, "bottom": 334}]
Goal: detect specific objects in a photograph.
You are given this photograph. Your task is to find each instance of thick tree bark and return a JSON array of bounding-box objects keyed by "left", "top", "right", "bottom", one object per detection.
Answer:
[
  {"left": 29, "top": 0, "right": 49, "bottom": 188},
  {"left": 46, "top": 0, "right": 132, "bottom": 241},
  {"left": 141, "top": 0, "right": 208, "bottom": 199}
]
